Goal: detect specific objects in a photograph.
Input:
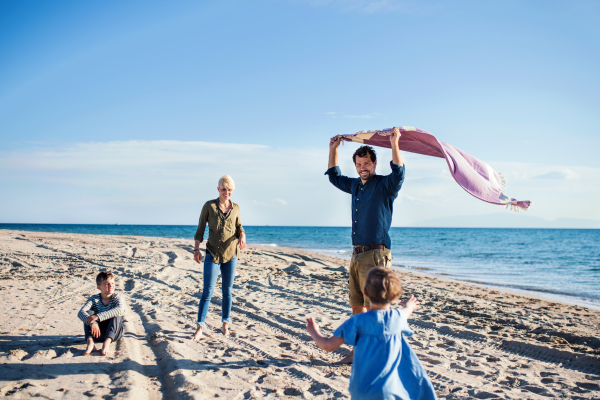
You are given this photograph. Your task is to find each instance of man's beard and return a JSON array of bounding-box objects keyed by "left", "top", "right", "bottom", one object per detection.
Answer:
[{"left": 359, "top": 170, "right": 373, "bottom": 180}]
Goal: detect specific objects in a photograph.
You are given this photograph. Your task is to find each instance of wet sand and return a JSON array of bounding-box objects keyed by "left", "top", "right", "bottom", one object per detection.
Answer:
[{"left": 0, "top": 229, "right": 599, "bottom": 399}]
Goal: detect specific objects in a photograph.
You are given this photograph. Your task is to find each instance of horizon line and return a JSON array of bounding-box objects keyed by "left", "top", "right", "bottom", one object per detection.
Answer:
[{"left": 1, "top": 223, "right": 599, "bottom": 230}]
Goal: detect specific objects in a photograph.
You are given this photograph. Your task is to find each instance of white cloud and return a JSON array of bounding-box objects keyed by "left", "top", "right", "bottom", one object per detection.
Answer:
[
  {"left": 0, "top": 140, "right": 598, "bottom": 225},
  {"left": 534, "top": 170, "right": 580, "bottom": 180},
  {"left": 342, "top": 114, "right": 373, "bottom": 119},
  {"left": 324, "top": 111, "right": 337, "bottom": 115},
  {"left": 1, "top": 140, "right": 268, "bottom": 171}
]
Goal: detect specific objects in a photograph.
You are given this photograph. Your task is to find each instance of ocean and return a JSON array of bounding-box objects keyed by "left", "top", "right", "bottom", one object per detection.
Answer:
[{"left": 1, "top": 223, "right": 599, "bottom": 310}]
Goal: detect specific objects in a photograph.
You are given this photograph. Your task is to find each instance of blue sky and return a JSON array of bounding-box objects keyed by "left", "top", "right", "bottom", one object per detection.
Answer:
[{"left": 1, "top": 0, "right": 599, "bottom": 226}]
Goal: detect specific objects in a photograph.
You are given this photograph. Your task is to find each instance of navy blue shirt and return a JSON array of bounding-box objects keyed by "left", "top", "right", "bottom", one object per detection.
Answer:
[{"left": 325, "top": 161, "right": 405, "bottom": 249}]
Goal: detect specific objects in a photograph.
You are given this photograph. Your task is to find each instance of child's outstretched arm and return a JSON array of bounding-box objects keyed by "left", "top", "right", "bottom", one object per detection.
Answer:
[
  {"left": 306, "top": 317, "right": 344, "bottom": 352},
  {"left": 402, "top": 294, "right": 420, "bottom": 318}
]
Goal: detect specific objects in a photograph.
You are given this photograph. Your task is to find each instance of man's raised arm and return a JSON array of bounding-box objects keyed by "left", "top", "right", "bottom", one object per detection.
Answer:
[
  {"left": 328, "top": 135, "right": 342, "bottom": 169},
  {"left": 391, "top": 127, "right": 404, "bottom": 167}
]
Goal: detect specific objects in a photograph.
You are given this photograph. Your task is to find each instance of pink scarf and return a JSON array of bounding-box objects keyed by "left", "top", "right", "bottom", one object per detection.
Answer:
[{"left": 338, "top": 127, "right": 531, "bottom": 210}]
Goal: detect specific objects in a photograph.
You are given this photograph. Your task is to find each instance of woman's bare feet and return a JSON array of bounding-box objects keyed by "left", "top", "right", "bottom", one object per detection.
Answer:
[
  {"left": 189, "top": 325, "right": 204, "bottom": 341},
  {"left": 221, "top": 322, "right": 232, "bottom": 336}
]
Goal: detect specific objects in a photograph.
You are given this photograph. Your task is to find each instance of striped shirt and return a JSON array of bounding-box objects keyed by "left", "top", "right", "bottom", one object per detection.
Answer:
[{"left": 77, "top": 292, "right": 125, "bottom": 325}]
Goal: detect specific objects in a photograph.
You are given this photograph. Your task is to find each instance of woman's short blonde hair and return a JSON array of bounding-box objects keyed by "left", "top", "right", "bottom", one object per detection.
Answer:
[{"left": 218, "top": 175, "right": 235, "bottom": 190}]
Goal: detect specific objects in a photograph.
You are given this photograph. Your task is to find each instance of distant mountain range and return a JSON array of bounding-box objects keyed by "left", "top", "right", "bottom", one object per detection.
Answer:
[{"left": 406, "top": 213, "right": 600, "bottom": 229}]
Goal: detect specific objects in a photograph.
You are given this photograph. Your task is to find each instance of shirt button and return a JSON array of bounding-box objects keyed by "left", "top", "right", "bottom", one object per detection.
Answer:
[
  {"left": 355, "top": 209, "right": 358, "bottom": 211},
  {"left": 357, "top": 198, "right": 359, "bottom": 201}
]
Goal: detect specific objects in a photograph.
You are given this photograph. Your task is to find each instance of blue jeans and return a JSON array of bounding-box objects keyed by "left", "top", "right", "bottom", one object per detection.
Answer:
[{"left": 197, "top": 253, "right": 237, "bottom": 327}]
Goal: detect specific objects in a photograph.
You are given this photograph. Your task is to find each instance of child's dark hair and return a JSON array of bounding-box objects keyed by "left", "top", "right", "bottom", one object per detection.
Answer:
[
  {"left": 364, "top": 267, "right": 402, "bottom": 304},
  {"left": 96, "top": 271, "right": 114, "bottom": 285}
]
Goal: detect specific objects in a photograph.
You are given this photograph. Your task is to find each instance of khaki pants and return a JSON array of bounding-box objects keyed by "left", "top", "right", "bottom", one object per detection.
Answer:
[{"left": 348, "top": 248, "right": 392, "bottom": 306}]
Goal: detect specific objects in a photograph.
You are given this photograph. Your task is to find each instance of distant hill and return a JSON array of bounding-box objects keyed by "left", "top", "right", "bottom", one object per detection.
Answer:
[{"left": 405, "top": 213, "right": 600, "bottom": 229}]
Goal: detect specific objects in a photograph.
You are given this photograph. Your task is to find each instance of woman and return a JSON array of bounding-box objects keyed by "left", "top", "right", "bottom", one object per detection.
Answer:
[{"left": 190, "top": 175, "right": 246, "bottom": 340}]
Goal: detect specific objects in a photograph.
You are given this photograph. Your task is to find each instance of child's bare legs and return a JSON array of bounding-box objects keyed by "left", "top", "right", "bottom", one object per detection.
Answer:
[
  {"left": 83, "top": 321, "right": 101, "bottom": 355},
  {"left": 189, "top": 325, "right": 204, "bottom": 341},
  {"left": 101, "top": 338, "right": 113, "bottom": 356},
  {"left": 83, "top": 337, "right": 96, "bottom": 355}
]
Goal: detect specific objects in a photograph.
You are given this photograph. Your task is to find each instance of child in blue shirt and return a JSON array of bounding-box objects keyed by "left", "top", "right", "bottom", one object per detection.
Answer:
[{"left": 307, "top": 267, "right": 436, "bottom": 400}]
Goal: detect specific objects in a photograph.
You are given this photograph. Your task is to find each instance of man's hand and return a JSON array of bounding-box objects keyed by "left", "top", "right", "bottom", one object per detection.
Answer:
[
  {"left": 239, "top": 233, "right": 246, "bottom": 250},
  {"left": 91, "top": 322, "right": 101, "bottom": 338},
  {"left": 328, "top": 136, "right": 342, "bottom": 169},
  {"left": 390, "top": 127, "right": 404, "bottom": 166},
  {"left": 390, "top": 127, "right": 401, "bottom": 146},
  {"left": 86, "top": 315, "right": 99, "bottom": 324},
  {"left": 194, "top": 250, "right": 203, "bottom": 264},
  {"left": 330, "top": 135, "right": 342, "bottom": 150}
]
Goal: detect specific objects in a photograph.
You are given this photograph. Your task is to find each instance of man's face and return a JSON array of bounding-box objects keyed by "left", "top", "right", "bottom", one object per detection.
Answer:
[
  {"left": 97, "top": 277, "right": 115, "bottom": 296},
  {"left": 355, "top": 155, "right": 376, "bottom": 182}
]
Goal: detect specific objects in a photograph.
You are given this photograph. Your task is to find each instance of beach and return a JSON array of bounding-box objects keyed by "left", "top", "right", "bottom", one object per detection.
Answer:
[{"left": 1, "top": 229, "right": 599, "bottom": 399}]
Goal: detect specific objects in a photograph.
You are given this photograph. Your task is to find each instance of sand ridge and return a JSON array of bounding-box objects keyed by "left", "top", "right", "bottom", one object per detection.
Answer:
[{"left": 0, "top": 229, "right": 599, "bottom": 399}]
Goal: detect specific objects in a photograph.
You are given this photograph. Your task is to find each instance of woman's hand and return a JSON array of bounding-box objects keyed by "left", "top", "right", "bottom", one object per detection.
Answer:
[
  {"left": 239, "top": 232, "right": 246, "bottom": 250},
  {"left": 194, "top": 250, "right": 203, "bottom": 263}
]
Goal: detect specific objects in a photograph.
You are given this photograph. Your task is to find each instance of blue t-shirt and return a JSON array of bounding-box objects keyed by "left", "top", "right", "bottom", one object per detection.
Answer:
[{"left": 334, "top": 309, "right": 436, "bottom": 400}]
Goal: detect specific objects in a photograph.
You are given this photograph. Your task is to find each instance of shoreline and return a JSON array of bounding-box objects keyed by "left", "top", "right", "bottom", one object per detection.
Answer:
[
  {"left": 2, "top": 225, "right": 599, "bottom": 310},
  {"left": 304, "top": 247, "right": 600, "bottom": 312},
  {"left": 2, "top": 225, "right": 599, "bottom": 311},
  {"left": 1, "top": 229, "right": 599, "bottom": 399}
]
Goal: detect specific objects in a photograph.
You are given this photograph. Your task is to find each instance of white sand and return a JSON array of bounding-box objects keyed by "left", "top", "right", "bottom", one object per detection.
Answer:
[{"left": 0, "top": 229, "right": 599, "bottom": 399}]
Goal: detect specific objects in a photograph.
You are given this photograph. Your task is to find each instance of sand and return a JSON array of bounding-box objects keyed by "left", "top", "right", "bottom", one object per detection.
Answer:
[{"left": 0, "top": 229, "right": 599, "bottom": 399}]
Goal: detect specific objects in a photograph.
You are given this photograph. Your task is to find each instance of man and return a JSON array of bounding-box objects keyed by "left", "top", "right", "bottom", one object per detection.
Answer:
[{"left": 325, "top": 127, "right": 405, "bottom": 363}]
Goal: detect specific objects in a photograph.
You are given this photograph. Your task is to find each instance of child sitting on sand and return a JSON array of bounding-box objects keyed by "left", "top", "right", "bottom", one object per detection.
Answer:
[
  {"left": 77, "top": 271, "right": 125, "bottom": 356},
  {"left": 307, "top": 267, "right": 436, "bottom": 400}
]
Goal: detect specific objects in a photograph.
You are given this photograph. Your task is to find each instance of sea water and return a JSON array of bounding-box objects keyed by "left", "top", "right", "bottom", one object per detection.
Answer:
[{"left": 2, "top": 224, "right": 599, "bottom": 310}]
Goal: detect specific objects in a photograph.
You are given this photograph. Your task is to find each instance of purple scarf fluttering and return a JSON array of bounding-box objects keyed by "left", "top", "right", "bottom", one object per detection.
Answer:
[{"left": 337, "top": 127, "right": 531, "bottom": 210}]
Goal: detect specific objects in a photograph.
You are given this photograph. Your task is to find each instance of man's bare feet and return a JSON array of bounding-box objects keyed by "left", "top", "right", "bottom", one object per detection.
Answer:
[
  {"left": 189, "top": 325, "right": 204, "bottom": 341},
  {"left": 334, "top": 350, "right": 354, "bottom": 365},
  {"left": 221, "top": 322, "right": 232, "bottom": 336}
]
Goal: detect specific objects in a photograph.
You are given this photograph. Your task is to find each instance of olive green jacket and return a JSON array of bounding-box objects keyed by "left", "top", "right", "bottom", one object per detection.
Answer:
[{"left": 194, "top": 199, "right": 244, "bottom": 264}]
